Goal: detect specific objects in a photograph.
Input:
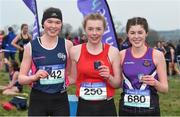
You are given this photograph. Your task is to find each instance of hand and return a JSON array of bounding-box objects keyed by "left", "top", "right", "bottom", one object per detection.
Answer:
[
  {"left": 3, "top": 85, "right": 11, "bottom": 90},
  {"left": 33, "top": 69, "right": 49, "bottom": 81},
  {"left": 141, "top": 75, "right": 158, "bottom": 86},
  {"left": 98, "top": 65, "right": 111, "bottom": 80},
  {"left": 4, "top": 58, "right": 8, "bottom": 64},
  {"left": 19, "top": 47, "right": 24, "bottom": 51}
]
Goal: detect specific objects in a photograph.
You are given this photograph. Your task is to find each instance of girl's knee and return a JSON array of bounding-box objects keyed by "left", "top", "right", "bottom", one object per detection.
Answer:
[{"left": 2, "top": 90, "right": 8, "bottom": 95}]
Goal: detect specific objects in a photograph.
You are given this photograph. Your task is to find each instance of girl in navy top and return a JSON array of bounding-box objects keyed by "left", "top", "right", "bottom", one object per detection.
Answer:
[{"left": 18, "top": 7, "right": 73, "bottom": 116}]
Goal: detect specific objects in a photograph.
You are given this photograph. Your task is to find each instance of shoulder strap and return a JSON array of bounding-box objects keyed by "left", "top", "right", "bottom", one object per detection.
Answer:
[{"left": 103, "top": 44, "right": 110, "bottom": 55}]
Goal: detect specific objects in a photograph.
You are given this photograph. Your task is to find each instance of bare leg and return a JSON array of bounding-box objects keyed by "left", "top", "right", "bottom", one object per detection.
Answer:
[
  {"left": 174, "top": 63, "right": 180, "bottom": 75},
  {"left": 0, "top": 52, "right": 4, "bottom": 70},
  {"left": 2, "top": 87, "right": 20, "bottom": 96},
  {"left": 169, "top": 62, "right": 174, "bottom": 76}
]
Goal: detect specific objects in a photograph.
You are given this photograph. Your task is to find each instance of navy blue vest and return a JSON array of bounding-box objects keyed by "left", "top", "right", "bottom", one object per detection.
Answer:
[{"left": 31, "top": 37, "right": 67, "bottom": 93}]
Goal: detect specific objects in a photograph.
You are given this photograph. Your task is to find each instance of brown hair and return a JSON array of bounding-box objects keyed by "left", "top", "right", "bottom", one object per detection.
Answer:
[
  {"left": 83, "top": 13, "right": 106, "bottom": 30},
  {"left": 21, "top": 24, "right": 28, "bottom": 30},
  {"left": 126, "top": 17, "right": 148, "bottom": 33}
]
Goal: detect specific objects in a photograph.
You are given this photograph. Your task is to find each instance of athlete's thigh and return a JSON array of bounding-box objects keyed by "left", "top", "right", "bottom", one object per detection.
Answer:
[
  {"left": 51, "top": 103, "right": 70, "bottom": 116},
  {"left": 50, "top": 92, "right": 70, "bottom": 116},
  {"left": 76, "top": 99, "right": 99, "bottom": 116},
  {"left": 28, "top": 90, "right": 48, "bottom": 116},
  {"left": 100, "top": 99, "right": 117, "bottom": 116},
  {"left": 28, "top": 100, "right": 48, "bottom": 116},
  {"left": 10, "top": 86, "right": 19, "bottom": 92}
]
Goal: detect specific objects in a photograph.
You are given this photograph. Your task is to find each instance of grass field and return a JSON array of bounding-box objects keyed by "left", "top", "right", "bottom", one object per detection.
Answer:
[{"left": 0, "top": 70, "right": 180, "bottom": 116}]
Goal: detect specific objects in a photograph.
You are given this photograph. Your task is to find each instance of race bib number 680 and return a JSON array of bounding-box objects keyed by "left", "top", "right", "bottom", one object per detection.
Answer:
[{"left": 124, "top": 89, "right": 150, "bottom": 108}]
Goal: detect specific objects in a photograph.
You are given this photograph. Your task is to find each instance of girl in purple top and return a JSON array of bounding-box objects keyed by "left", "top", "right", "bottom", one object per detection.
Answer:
[{"left": 119, "top": 17, "right": 168, "bottom": 116}]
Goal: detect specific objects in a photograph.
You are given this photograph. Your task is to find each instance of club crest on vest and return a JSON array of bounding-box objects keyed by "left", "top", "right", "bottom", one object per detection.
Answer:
[
  {"left": 143, "top": 60, "right": 151, "bottom": 67},
  {"left": 57, "top": 52, "right": 66, "bottom": 61}
]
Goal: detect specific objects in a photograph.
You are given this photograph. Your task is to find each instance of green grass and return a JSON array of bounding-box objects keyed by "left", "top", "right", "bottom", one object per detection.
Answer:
[
  {"left": 0, "top": 70, "right": 180, "bottom": 116},
  {"left": 159, "top": 75, "right": 180, "bottom": 116}
]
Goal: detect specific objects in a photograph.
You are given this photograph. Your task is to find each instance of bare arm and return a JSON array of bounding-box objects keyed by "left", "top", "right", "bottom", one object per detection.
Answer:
[
  {"left": 119, "top": 50, "right": 126, "bottom": 87},
  {"left": 3, "top": 71, "right": 19, "bottom": 90},
  {"left": 11, "top": 34, "right": 23, "bottom": 51},
  {"left": 68, "top": 45, "right": 81, "bottom": 85},
  {"left": 68, "top": 59, "right": 77, "bottom": 85},
  {"left": 170, "top": 48, "right": 175, "bottom": 63},
  {"left": 99, "top": 46, "right": 121, "bottom": 88},
  {"left": 8, "top": 71, "right": 19, "bottom": 88},
  {"left": 141, "top": 50, "right": 168, "bottom": 93},
  {"left": 18, "top": 43, "right": 48, "bottom": 85},
  {"left": 4, "top": 58, "right": 11, "bottom": 66},
  {"left": 108, "top": 47, "right": 122, "bottom": 88},
  {"left": 28, "top": 33, "right": 32, "bottom": 40},
  {"left": 65, "top": 40, "right": 73, "bottom": 77},
  {"left": 154, "top": 50, "right": 168, "bottom": 93}
]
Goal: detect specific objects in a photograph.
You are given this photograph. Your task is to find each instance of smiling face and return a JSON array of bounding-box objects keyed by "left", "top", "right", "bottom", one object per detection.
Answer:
[
  {"left": 83, "top": 13, "right": 106, "bottom": 45},
  {"left": 126, "top": 17, "right": 149, "bottom": 48},
  {"left": 127, "top": 25, "right": 148, "bottom": 48},
  {"left": 85, "top": 19, "right": 105, "bottom": 44},
  {"left": 21, "top": 24, "right": 28, "bottom": 34},
  {"left": 43, "top": 18, "right": 62, "bottom": 38}
]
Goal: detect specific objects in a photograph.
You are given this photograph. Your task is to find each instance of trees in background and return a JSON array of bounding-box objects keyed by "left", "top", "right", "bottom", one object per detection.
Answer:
[{"left": 2, "top": 22, "right": 179, "bottom": 48}]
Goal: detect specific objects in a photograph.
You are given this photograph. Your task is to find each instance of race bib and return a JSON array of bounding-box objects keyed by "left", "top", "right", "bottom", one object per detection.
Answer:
[
  {"left": 39, "top": 64, "right": 65, "bottom": 85},
  {"left": 124, "top": 89, "right": 150, "bottom": 108},
  {"left": 80, "top": 82, "right": 107, "bottom": 100}
]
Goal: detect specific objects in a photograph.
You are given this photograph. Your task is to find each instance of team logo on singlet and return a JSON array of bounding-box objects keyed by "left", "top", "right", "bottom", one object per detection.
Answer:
[
  {"left": 124, "top": 61, "right": 135, "bottom": 64},
  {"left": 51, "top": 13, "right": 58, "bottom": 17},
  {"left": 143, "top": 60, "right": 151, "bottom": 67},
  {"left": 57, "top": 52, "right": 66, "bottom": 61},
  {"left": 33, "top": 56, "right": 46, "bottom": 60}
]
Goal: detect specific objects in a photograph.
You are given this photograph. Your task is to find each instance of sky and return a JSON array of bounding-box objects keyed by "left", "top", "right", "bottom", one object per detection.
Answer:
[{"left": 0, "top": 0, "right": 180, "bottom": 32}]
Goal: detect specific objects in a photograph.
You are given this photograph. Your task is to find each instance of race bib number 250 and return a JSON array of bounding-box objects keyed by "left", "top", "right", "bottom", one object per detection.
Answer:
[{"left": 80, "top": 82, "right": 107, "bottom": 100}]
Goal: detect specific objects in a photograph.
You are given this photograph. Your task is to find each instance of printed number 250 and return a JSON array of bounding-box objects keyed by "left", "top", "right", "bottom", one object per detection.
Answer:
[{"left": 84, "top": 88, "right": 102, "bottom": 95}]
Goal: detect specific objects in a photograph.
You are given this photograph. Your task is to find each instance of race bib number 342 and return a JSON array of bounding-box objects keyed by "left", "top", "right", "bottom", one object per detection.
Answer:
[{"left": 39, "top": 64, "right": 65, "bottom": 85}]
